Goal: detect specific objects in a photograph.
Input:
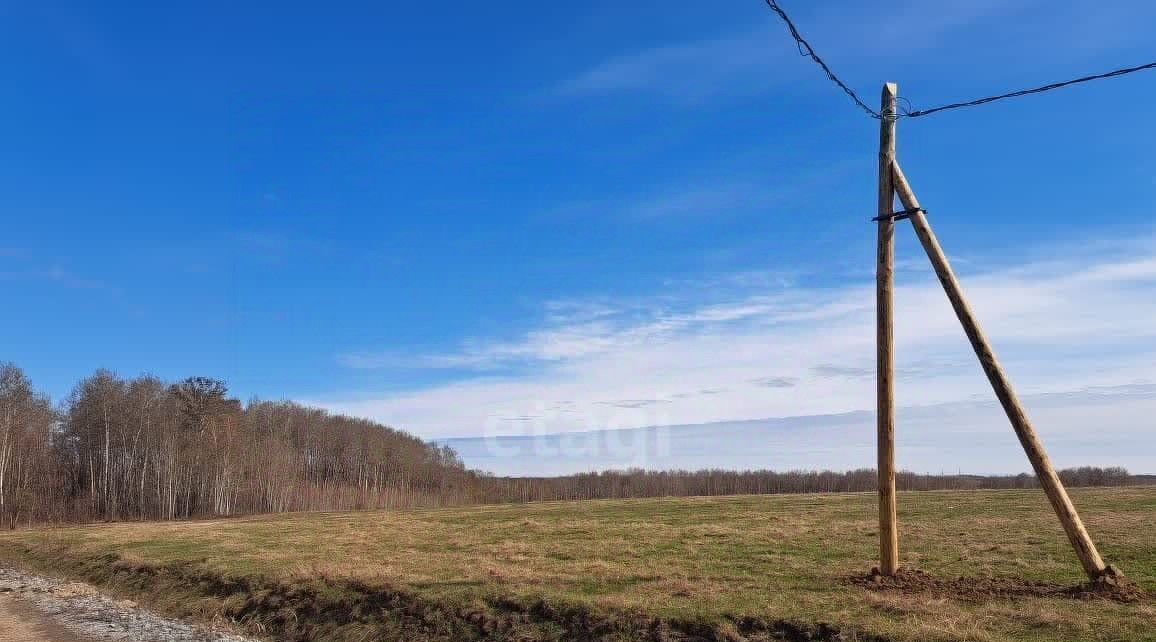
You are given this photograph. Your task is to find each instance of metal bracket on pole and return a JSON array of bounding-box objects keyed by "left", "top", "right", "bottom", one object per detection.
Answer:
[{"left": 872, "top": 208, "right": 925, "bottom": 223}]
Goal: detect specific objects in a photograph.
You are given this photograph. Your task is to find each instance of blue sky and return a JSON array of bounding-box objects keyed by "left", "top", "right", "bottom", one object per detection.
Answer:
[{"left": 3, "top": 1, "right": 1156, "bottom": 471}]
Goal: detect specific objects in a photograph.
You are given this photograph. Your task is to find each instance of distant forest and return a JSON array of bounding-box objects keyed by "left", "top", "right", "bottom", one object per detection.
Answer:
[{"left": 0, "top": 362, "right": 1148, "bottom": 527}]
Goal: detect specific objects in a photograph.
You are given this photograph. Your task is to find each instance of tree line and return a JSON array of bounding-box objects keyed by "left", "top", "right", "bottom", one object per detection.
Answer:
[
  {"left": 1, "top": 362, "right": 1146, "bottom": 527},
  {"left": 478, "top": 466, "right": 1140, "bottom": 503},
  {"left": 1, "top": 363, "right": 485, "bottom": 526}
]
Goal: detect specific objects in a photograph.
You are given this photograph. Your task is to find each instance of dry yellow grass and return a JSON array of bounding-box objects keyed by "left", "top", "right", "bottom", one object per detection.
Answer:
[{"left": 1, "top": 487, "right": 1153, "bottom": 641}]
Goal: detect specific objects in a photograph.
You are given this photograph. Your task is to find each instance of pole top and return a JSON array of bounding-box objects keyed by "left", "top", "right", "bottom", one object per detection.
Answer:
[{"left": 881, "top": 83, "right": 899, "bottom": 120}]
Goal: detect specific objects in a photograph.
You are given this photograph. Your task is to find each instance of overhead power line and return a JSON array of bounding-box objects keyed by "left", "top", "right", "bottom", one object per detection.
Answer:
[
  {"left": 761, "top": 0, "right": 1156, "bottom": 120},
  {"left": 901, "top": 62, "right": 1156, "bottom": 117},
  {"left": 760, "top": 0, "right": 882, "bottom": 119}
]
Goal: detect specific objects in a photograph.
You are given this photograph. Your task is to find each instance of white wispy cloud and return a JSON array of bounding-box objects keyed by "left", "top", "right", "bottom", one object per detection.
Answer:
[
  {"left": 552, "top": 30, "right": 783, "bottom": 100},
  {"left": 317, "top": 234, "right": 1156, "bottom": 451},
  {"left": 549, "top": 0, "right": 1038, "bottom": 101},
  {"left": 570, "top": 170, "right": 860, "bottom": 233},
  {"left": 0, "top": 260, "right": 121, "bottom": 295},
  {"left": 443, "top": 385, "right": 1156, "bottom": 476},
  {"left": 623, "top": 181, "right": 772, "bottom": 220}
]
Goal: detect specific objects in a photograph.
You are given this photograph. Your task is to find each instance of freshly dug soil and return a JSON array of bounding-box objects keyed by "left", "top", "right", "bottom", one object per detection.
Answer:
[
  {"left": 5, "top": 547, "right": 893, "bottom": 642},
  {"left": 849, "top": 567, "right": 1146, "bottom": 604}
]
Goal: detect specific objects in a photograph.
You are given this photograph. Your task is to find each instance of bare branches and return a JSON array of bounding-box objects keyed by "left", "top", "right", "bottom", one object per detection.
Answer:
[{"left": 10, "top": 367, "right": 486, "bottom": 525}]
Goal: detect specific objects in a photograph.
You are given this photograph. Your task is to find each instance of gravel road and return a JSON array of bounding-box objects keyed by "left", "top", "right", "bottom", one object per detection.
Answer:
[
  {"left": 0, "top": 568, "right": 256, "bottom": 642},
  {"left": 0, "top": 592, "right": 84, "bottom": 642}
]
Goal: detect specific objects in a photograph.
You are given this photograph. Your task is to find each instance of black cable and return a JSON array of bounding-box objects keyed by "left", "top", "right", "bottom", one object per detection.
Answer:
[
  {"left": 760, "top": 0, "right": 1156, "bottom": 121},
  {"left": 903, "top": 62, "right": 1156, "bottom": 117},
  {"left": 761, "top": 0, "right": 883, "bottom": 120}
]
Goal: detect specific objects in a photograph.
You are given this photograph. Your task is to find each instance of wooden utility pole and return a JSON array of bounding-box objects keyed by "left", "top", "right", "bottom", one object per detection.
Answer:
[
  {"left": 875, "top": 82, "right": 899, "bottom": 576},
  {"left": 889, "top": 161, "right": 1111, "bottom": 581}
]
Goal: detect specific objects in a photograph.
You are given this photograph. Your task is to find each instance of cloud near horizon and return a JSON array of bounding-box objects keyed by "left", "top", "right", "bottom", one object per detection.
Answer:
[{"left": 316, "top": 234, "right": 1156, "bottom": 453}]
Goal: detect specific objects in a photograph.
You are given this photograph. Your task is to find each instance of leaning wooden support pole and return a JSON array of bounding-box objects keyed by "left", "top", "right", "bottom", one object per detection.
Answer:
[
  {"left": 875, "top": 83, "right": 900, "bottom": 577},
  {"left": 890, "top": 160, "right": 1110, "bottom": 580}
]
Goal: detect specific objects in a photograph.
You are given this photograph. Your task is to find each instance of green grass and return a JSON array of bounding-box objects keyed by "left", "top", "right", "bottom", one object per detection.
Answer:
[{"left": 2, "top": 488, "right": 1154, "bottom": 641}]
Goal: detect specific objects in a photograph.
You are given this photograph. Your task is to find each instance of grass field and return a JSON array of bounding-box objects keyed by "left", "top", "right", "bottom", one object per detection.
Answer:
[{"left": 1, "top": 488, "right": 1153, "bottom": 641}]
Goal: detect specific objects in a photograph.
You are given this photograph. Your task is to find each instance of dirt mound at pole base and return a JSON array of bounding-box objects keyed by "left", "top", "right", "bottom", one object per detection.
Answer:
[{"left": 849, "top": 567, "right": 1146, "bottom": 604}]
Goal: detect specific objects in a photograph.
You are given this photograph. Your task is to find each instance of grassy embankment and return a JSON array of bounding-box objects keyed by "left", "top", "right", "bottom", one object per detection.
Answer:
[{"left": 1, "top": 487, "right": 1153, "bottom": 642}]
